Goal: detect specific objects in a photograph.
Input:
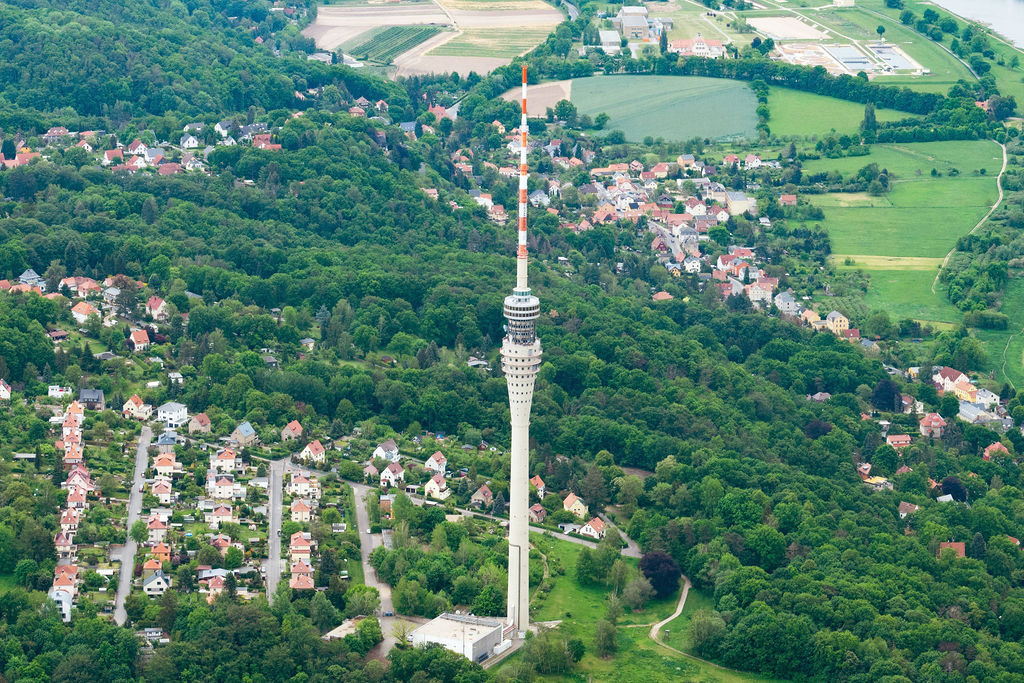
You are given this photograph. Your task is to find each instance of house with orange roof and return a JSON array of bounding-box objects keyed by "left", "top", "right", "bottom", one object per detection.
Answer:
[
  {"left": 290, "top": 573, "right": 315, "bottom": 590},
  {"left": 153, "top": 542, "right": 171, "bottom": 564},
  {"left": 154, "top": 453, "right": 178, "bottom": 477},
  {"left": 425, "top": 473, "right": 451, "bottom": 500},
  {"left": 147, "top": 516, "right": 168, "bottom": 543},
  {"left": 984, "top": 442, "right": 1009, "bottom": 460},
  {"left": 291, "top": 498, "right": 312, "bottom": 523},
  {"left": 580, "top": 517, "right": 606, "bottom": 540},
  {"left": 128, "top": 329, "right": 150, "bottom": 352},
  {"left": 919, "top": 413, "right": 946, "bottom": 438},
  {"left": 188, "top": 412, "right": 212, "bottom": 434},
  {"left": 71, "top": 301, "right": 99, "bottom": 324},
  {"left": 151, "top": 479, "right": 173, "bottom": 504},
  {"left": 122, "top": 394, "right": 153, "bottom": 420},
  {"left": 529, "top": 475, "right": 546, "bottom": 498}
]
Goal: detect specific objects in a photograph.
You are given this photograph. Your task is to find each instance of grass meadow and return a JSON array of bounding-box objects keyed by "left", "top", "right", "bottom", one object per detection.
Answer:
[
  {"left": 571, "top": 76, "right": 758, "bottom": 142},
  {"left": 801, "top": 141, "right": 1001, "bottom": 323},
  {"left": 494, "top": 533, "right": 770, "bottom": 682},
  {"left": 767, "top": 87, "right": 918, "bottom": 137}
]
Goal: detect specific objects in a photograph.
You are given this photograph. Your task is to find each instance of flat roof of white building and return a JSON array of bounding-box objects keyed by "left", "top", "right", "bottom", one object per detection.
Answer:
[{"left": 410, "top": 613, "right": 503, "bottom": 644}]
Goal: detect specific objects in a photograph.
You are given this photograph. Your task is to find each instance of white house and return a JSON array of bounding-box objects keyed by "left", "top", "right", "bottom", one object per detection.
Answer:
[
  {"left": 373, "top": 438, "right": 400, "bottom": 462},
  {"left": 300, "top": 439, "right": 326, "bottom": 464},
  {"left": 424, "top": 451, "right": 447, "bottom": 474},
  {"left": 291, "top": 498, "right": 312, "bottom": 523},
  {"left": 380, "top": 462, "right": 404, "bottom": 488},
  {"left": 143, "top": 570, "right": 171, "bottom": 596},
  {"left": 774, "top": 290, "right": 801, "bottom": 316},
  {"left": 0, "top": 379, "right": 10, "bottom": 401},
  {"left": 157, "top": 402, "right": 187, "bottom": 429},
  {"left": 580, "top": 517, "right": 606, "bottom": 540}
]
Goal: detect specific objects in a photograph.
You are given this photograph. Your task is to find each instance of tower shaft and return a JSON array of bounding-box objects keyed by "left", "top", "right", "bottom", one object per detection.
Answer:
[{"left": 503, "top": 65, "right": 541, "bottom": 635}]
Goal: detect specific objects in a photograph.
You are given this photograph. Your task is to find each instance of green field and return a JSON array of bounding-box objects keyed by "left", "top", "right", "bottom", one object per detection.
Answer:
[
  {"left": 494, "top": 534, "right": 769, "bottom": 682},
  {"left": 767, "top": 86, "right": 917, "bottom": 137},
  {"left": 803, "top": 141, "right": 1001, "bottom": 323},
  {"left": 571, "top": 76, "right": 758, "bottom": 142},
  {"left": 973, "top": 278, "right": 1024, "bottom": 390},
  {"left": 429, "top": 28, "right": 551, "bottom": 58},
  {"left": 348, "top": 25, "right": 442, "bottom": 63}
]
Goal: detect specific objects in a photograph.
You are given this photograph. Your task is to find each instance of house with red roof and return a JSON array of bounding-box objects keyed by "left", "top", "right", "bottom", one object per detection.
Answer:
[
  {"left": 128, "top": 329, "right": 150, "bottom": 352},
  {"left": 299, "top": 439, "right": 325, "bottom": 463},
  {"left": 281, "top": 420, "right": 303, "bottom": 441},
  {"left": 146, "top": 296, "right": 167, "bottom": 320},
  {"left": 983, "top": 442, "right": 1009, "bottom": 460},
  {"left": 919, "top": 413, "right": 946, "bottom": 438},
  {"left": 580, "top": 517, "right": 606, "bottom": 539},
  {"left": 938, "top": 541, "right": 965, "bottom": 559}
]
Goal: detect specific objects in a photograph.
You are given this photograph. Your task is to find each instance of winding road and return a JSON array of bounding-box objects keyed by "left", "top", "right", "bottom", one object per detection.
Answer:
[{"left": 113, "top": 425, "right": 152, "bottom": 626}]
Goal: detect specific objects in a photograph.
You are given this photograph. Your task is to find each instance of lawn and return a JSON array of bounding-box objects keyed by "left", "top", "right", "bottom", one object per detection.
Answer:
[
  {"left": 803, "top": 141, "right": 1001, "bottom": 323},
  {"left": 429, "top": 28, "right": 551, "bottom": 58},
  {"left": 767, "top": 86, "right": 917, "bottom": 137},
  {"left": 570, "top": 76, "right": 758, "bottom": 142}
]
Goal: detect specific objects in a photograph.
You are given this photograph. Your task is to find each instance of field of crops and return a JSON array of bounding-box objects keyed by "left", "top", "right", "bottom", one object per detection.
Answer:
[
  {"left": 348, "top": 25, "right": 442, "bottom": 63},
  {"left": 570, "top": 75, "right": 758, "bottom": 142},
  {"left": 429, "top": 27, "right": 552, "bottom": 58}
]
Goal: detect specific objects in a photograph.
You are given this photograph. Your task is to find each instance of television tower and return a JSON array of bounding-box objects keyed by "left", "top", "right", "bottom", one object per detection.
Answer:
[{"left": 503, "top": 64, "right": 541, "bottom": 636}]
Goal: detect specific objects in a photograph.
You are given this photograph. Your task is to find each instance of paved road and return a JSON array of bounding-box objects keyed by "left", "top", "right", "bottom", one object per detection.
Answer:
[
  {"left": 350, "top": 482, "right": 394, "bottom": 616},
  {"left": 265, "top": 458, "right": 286, "bottom": 602},
  {"left": 113, "top": 425, "right": 152, "bottom": 626}
]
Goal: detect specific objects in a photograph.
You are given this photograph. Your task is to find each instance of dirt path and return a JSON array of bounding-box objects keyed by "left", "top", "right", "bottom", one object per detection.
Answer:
[
  {"left": 931, "top": 141, "right": 1007, "bottom": 293},
  {"left": 646, "top": 575, "right": 751, "bottom": 675}
]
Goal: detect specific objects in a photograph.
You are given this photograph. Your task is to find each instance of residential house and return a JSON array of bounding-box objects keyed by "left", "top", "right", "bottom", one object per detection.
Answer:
[
  {"left": 231, "top": 421, "right": 259, "bottom": 447},
  {"left": 209, "top": 475, "right": 237, "bottom": 499},
  {"left": 291, "top": 499, "right": 312, "bottom": 523},
  {"left": 289, "top": 532, "right": 313, "bottom": 562},
  {"left": 128, "top": 329, "right": 150, "bottom": 352},
  {"left": 898, "top": 501, "right": 919, "bottom": 519},
  {"left": 147, "top": 516, "right": 168, "bottom": 543},
  {"left": 373, "top": 438, "right": 400, "bottom": 462},
  {"left": 529, "top": 503, "right": 547, "bottom": 523},
  {"left": 774, "top": 291, "right": 801, "bottom": 316},
  {"left": 580, "top": 517, "right": 606, "bottom": 540},
  {"left": 210, "top": 448, "right": 241, "bottom": 474},
  {"left": 188, "top": 412, "right": 212, "bottom": 434},
  {"left": 299, "top": 439, "right": 325, "bottom": 464},
  {"left": 291, "top": 559, "right": 313, "bottom": 577},
  {"left": 71, "top": 301, "right": 99, "bottom": 324},
  {"left": 157, "top": 402, "right": 187, "bottom": 429},
  {"left": 143, "top": 571, "right": 171, "bottom": 596},
  {"left": 938, "top": 541, "right": 966, "bottom": 559},
  {"left": 919, "top": 413, "right": 946, "bottom": 438},
  {"left": 206, "top": 504, "right": 235, "bottom": 528},
  {"left": 154, "top": 453, "right": 177, "bottom": 477},
  {"left": 983, "top": 442, "right": 1009, "bottom": 460},
  {"left": 281, "top": 420, "right": 303, "bottom": 441},
  {"left": 529, "top": 475, "right": 546, "bottom": 498},
  {"left": 933, "top": 366, "right": 969, "bottom": 393},
  {"left": 78, "top": 389, "right": 105, "bottom": 410},
  {"left": 471, "top": 485, "right": 493, "bottom": 509},
  {"left": 976, "top": 388, "right": 1000, "bottom": 409},
  {"left": 152, "top": 479, "right": 173, "bottom": 505},
  {"left": 886, "top": 434, "right": 912, "bottom": 448},
  {"left": 0, "top": 380, "right": 10, "bottom": 401},
  {"left": 363, "top": 463, "right": 379, "bottom": 480},
  {"left": 290, "top": 573, "right": 315, "bottom": 590},
  {"left": 146, "top": 296, "right": 168, "bottom": 320},
  {"left": 425, "top": 473, "right": 451, "bottom": 501},
  {"left": 380, "top": 463, "right": 405, "bottom": 489},
  {"left": 825, "top": 311, "right": 849, "bottom": 336},
  {"left": 954, "top": 380, "right": 978, "bottom": 403},
  {"left": 425, "top": 451, "right": 447, "bottom": 474},
  {"left": 668, "top": 33, "right": 726, "bottom": 57},
  {"left": 563, "top": 493, "right": 589, "bottom": 519}
]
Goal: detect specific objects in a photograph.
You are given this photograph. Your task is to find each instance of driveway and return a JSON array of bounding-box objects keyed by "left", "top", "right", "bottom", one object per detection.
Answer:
[
  {"left": 265, "top": 457, "right": 286, "bottom": 601},
  {"left": 113, "top": 425, "right": 152, "bottom": 626}
]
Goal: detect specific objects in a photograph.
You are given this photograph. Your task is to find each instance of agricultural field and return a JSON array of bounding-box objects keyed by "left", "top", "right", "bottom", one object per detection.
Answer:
[
  {"left": 570, "top": 75, "right": 758, "bottom": 142},
  {"left": 347, "top": 25, "right": 443, "bottom": 63},
  {"left": 801, "top": 140, "right": 1002, "bottom": 324},
  {"left": 302, "top": 2, "right": 449, "bottom": 52},
  {"left": 428, "top": 27, "right": 552, "bottom": 58},
  {"left": 766, "top": 86, "right": 916, "bottom": 137}
]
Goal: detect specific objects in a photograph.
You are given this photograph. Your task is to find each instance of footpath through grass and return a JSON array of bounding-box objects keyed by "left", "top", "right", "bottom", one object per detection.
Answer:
[
  {"left": 496, "top": 533, "right": 777, "bottom": 682},
  {"left": 803, "top": 140, "right": 1001, "bottom": 324}
]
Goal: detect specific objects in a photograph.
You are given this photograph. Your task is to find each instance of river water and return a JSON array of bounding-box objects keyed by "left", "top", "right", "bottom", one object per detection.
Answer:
[{"left": 928, "top": 0, "right": 1024, "bottom": 48}]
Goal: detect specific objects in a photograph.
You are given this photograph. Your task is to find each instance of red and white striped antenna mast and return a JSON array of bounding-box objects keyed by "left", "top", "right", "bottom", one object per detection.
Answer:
[{"left": 516, "top": 64, "right": 530, "bottom": 291}]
